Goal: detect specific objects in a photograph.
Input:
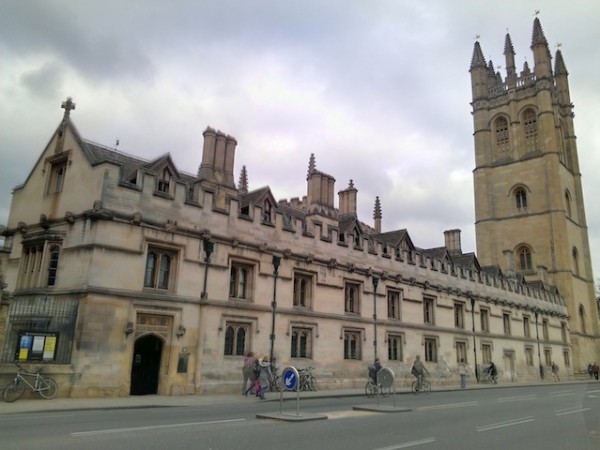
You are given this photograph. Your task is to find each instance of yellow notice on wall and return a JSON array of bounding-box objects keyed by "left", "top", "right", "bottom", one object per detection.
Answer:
[
  {"left": 43, "top": 336, "right": 57, "bottom": 361},
  {"left": 18, "top": 348, "right": 29, "bottom": 361}
]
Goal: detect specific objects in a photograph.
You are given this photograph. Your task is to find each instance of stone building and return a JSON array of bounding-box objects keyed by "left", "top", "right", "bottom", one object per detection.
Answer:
[{"left": 0, "top": 18, "right": 594, "bottom": 397}]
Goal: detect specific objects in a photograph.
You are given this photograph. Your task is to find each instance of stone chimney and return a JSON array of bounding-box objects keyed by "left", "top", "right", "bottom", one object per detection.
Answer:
[
  {"left": 338, "top": 180, "right": 357, "bottom": 217},
  {"left": 444, "top": 229, "right": 462, "bottom": 254}
]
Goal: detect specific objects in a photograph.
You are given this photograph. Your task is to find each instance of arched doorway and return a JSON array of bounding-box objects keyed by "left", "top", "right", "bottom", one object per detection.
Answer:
[{"left": 130, "top": 334, "right": 163, "bottom": 395}]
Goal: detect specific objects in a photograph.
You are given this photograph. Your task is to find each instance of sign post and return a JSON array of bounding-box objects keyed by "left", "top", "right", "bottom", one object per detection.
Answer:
[{"left": 281, "top": 366, "right": 300, "bottom": 415}]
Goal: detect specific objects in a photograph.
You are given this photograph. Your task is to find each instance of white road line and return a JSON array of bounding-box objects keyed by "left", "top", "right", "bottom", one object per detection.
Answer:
[
  {"left": 585, "top": 389, "right": 600, "bottom": 394},
  {"left": 496, "top": 395, "right": 536, "bottom": 402},
  {"left": 549, "top": 390, "right": 574, "bottom": 397},
  {"left": 417, "top": 401, "right": 478, "bottom": 411},
  {"left": 71, "top": 418, "right": 245, "bottom": 437},
  {"left": 372, "top": 437, "right": 436, "bottom": 449},
  {"left": 555, "top": 408, "right": 591, "bottom": 416},
  {"left": 476, "top": 416, "right": 535, "bottom": 432}
]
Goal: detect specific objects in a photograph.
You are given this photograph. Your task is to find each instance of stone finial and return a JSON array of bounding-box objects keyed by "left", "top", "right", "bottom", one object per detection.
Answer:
[{"left": 61, "top": 97, "right": 76, "bottom": 121}]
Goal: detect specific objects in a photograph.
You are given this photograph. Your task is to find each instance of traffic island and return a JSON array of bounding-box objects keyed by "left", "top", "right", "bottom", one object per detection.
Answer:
[
  {"left": 352, "top": 404, "right": 411, "bottom": 413},
  {"left": 256, "top": 412, "right": 328, "bottom": 422}
]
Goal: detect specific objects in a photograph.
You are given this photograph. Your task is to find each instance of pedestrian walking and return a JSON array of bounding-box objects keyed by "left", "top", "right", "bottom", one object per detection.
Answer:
[
  {"left": 588, "top": 363, "right": 594, "bottom": 379},
  {"left": 257, "top": 355, "right": 273, "bottom": 399},
  {"left": 459, "top": 359, "right": 468, "bottom": 389},
  {"left": 593, "top": 362, "right": 599, "bottom": 381},
  {"left": 551, "top": 362, "right": 560, "bottom": 382},
  {"left": 242, "top": 351, "right": 256, "bottom": 395}
]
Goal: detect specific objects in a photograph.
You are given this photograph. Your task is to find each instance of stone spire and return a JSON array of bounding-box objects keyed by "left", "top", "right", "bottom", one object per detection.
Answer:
[
  {"left": 238, "top": 165, "right": 248, "bottom": 194},
  {"left": 470, "top": 41, "right": 486, "bottom": 70},
  {"left": 530, "top": 17, "right": 552, "bottom": 79},
  {"left": 373, "top": 196, "right": 382, "bottom": 233},
  {"left": 504, "top": 33, "right": 517, "bottom": 88},
  {"left": 307, "top": 153, "right": 316, "bottom": 177},
  {"left": 554, "top": 49, "right": 568, "bottom": 76}
]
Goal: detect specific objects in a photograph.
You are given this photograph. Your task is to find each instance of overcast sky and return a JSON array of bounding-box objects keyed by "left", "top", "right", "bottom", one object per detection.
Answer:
[{"left": 2, "top": 1, "right": 600, "bottom": 279}]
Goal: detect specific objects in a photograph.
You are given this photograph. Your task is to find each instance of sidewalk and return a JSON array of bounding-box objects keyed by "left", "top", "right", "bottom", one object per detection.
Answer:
[{"left": 0, "top": 379, "right": 592, "bottom": 416}]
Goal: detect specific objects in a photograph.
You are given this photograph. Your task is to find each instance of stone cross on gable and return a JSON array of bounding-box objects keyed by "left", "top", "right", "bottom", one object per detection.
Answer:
[{"left": 61, "top": 97, "right": 76, "bottom": 119}]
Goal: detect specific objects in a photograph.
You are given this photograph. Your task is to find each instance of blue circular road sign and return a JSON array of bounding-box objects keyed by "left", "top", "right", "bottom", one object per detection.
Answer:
[{"left": 282, "top": 366, "right": 299, "bottom": 391}]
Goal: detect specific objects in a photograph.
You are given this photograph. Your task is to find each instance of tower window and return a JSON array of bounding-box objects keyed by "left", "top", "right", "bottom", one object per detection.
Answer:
[
  {"left": 515, "top": 188, "right": 527, "bottom": 210},
  {"left": 494, "top": 117, "right": 509, "bottom": 154},
  {"left": 517, "top": 246, "right": 533, "bottom": 271},
  {"left": 565, "top": 190, "right": 572, "bottom": 219},
  {"left": 572, "top": 247, "right": 580, "bottom": 276},
  {"left": 523, "top": 108, "right": 538, "bottom": 152},
  {"left": 579, "top": 305, "right": 586, "bottom": 334}
]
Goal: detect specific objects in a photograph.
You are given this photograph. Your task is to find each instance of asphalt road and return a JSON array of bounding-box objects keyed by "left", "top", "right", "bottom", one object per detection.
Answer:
[{"left": 1, "top": 384, "right": 598, "bottom": 450}]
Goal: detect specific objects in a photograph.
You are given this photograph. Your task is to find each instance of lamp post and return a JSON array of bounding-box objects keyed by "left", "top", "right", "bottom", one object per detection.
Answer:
[
  {"left": 200, "top": 238, "right": 214, "bottom": 299},
  {"left": 269, "top": 255, "right": 281, "bottom": 367},
  {"left": 534, "top": 310, "right": 544, "bottom": 380},
  {"left": 470, "top": 297, "right": 480, "bottom": 382},
  {"left": 372, "top": 276, "right": 379, "bottom": 360}
]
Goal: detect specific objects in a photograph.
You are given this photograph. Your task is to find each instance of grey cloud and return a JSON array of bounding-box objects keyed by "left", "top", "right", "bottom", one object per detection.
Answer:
[{"left": 20, "top": 62, "right": 65, "bottom": 99}]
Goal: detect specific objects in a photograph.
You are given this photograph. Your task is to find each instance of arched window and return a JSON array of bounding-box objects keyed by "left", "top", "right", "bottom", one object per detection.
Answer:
[
  {"left": 523, "top": 108, "right": 538, "bottom": 152},
  {"left": 579, "top": 305, "right": 586, "bottom": 334},
  {"left": 494, "top": 116, "right": 509, "bottom": 154},
  {"left": 224, "top": 323, "right": 248, "bottom": 356},
  {"left": 515, "top": 188, "right": 528, "bottom": 210},
  {"left": 517, "top": 246, "right": 532, "bottom": 271},
  {"left": 564, "top": 190, "right": 572, "bottom": 219},
  {"left": 572, "top": 247, "right": 580, "bottom": 276}
]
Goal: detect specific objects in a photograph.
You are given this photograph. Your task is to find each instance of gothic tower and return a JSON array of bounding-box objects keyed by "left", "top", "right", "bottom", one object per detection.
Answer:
[{"left": 470, "top": 18, "right": 600, "bottom": 370}]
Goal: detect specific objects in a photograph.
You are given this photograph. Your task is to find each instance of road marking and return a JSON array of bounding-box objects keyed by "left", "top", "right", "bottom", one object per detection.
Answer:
[
  {"left": 326, "top": 410, "right": 378, "bottom": 419},
  {"left": 417, "top": 401, "right": 478, "bottom": 411},
  {"left": 549, "top": 390, "right": 574, "bottom": 397},
  {"left": 496, "top": 394, "right": 536, "bottom": 402},
  {"left": 585, "top": 389, "right": 600, "bottom": 394},
  {"left": 476, "top": 416, "right": 535, "bottom": 432},
  {"left": 372, "top": 437, "right": 436, "bottom": 449},
  {"left": 555, "top": 407, "right": 591, "bottom": 416},
  {"left": 71, "top": 418, "right": 245, "bottom": 437}
]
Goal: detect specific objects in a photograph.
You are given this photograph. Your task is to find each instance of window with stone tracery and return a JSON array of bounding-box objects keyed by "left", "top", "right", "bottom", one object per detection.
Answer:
[
  {"left": 523, "top": 108, "right": 538, "bottom": 152},
  {"left": 494, "top": 116, "right": 509, "bottom": 154}
]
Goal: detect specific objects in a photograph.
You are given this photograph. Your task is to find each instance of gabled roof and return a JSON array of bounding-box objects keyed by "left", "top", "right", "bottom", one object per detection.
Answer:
[
  {"left": 451, "top": 252, "right": 481, "bottom": 271},
  {"left": 239, "top": 186, "right": 277, "bottom": 209},
  {"left": 373, "top": 229, "right": 415, "bottom": 251}
]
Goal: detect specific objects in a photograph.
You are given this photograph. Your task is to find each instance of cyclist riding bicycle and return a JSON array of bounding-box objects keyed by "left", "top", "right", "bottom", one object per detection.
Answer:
[
  {"left": 368, "top": 358, "right": 382, "bottom": 383},
  {"left": 411, "top": 355, "right": 429, "bottom": 389}
]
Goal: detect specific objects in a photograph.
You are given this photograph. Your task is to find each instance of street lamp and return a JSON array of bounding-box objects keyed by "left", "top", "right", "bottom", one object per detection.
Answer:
[
  {"left": 269, "top": 255, "right": 281, "bottom": 367},
  {"left": 200, "top": 238, "right": 214, "bottom": 299},
  {"left": 470, "top": 297, "right": 480, "bottom": 382},
  {"left": 372, "top": 276, "right": 379, "bottom": 360},
  {"left": 534, "top": 310, "right": 544, "bottom": 380}
]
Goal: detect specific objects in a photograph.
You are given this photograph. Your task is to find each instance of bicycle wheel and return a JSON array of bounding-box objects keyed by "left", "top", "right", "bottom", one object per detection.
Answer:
[
  {"left": 380, "top": 385, "right": 391, "bottom": 397},
  {"left": 411, "top": 380, "right": 418, "bottom": 394},
  {"left": 38, "top": 377, "right": 58, "bottom": 399},
  {"left": 308, "top": 376, "right": 318, "bottom": 391},
  {"left": 422, "top": 380, "right": 431, "bottom": 393},
  {"left": 3, "top": 381, "right": 26, "bottom": 402},
  {"left": 365, "top": 381, "right": 376, "bottom": 398}
]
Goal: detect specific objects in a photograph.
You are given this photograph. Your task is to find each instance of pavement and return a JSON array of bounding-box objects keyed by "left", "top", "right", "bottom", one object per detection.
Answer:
[{"left": 1, "top": 378, "right": 596, "bottom": 416}]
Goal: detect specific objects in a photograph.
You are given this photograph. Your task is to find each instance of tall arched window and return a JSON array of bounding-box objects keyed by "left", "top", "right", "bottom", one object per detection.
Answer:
[
  {"left": 515, "top": 188, "right": 527, "bottom": 210},
  {"left": 494, "top": 116, "right": 509, "bottom": 154},
  {"left": 523, "top": 108, "right": 538, "bottom": 152},
  {"left": 572, "top": 247, "right": 580, "bottom": 276},
  {"left": 564, "top": 190, "right": 572, "bottom": 219},
  {"left": 517, "top": 246, "right": 532, "bottom": 271},
  {"left": 579, "top": 305, "right": 586, "bottom": 334}
]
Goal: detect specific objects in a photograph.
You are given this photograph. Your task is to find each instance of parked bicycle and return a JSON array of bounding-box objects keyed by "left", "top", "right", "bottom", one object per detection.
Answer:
[
  {"left": 365, "top": 377, "right": 391, "bottom": 398},
  {"left": 298, "top": 366, "right": 318, "bottom": 391},
  {"left": 3, "top": 363, "right": 58, "bottom": 402},
  {"left": 411, "top": 375, "right": 431, "bottom": 394}
]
